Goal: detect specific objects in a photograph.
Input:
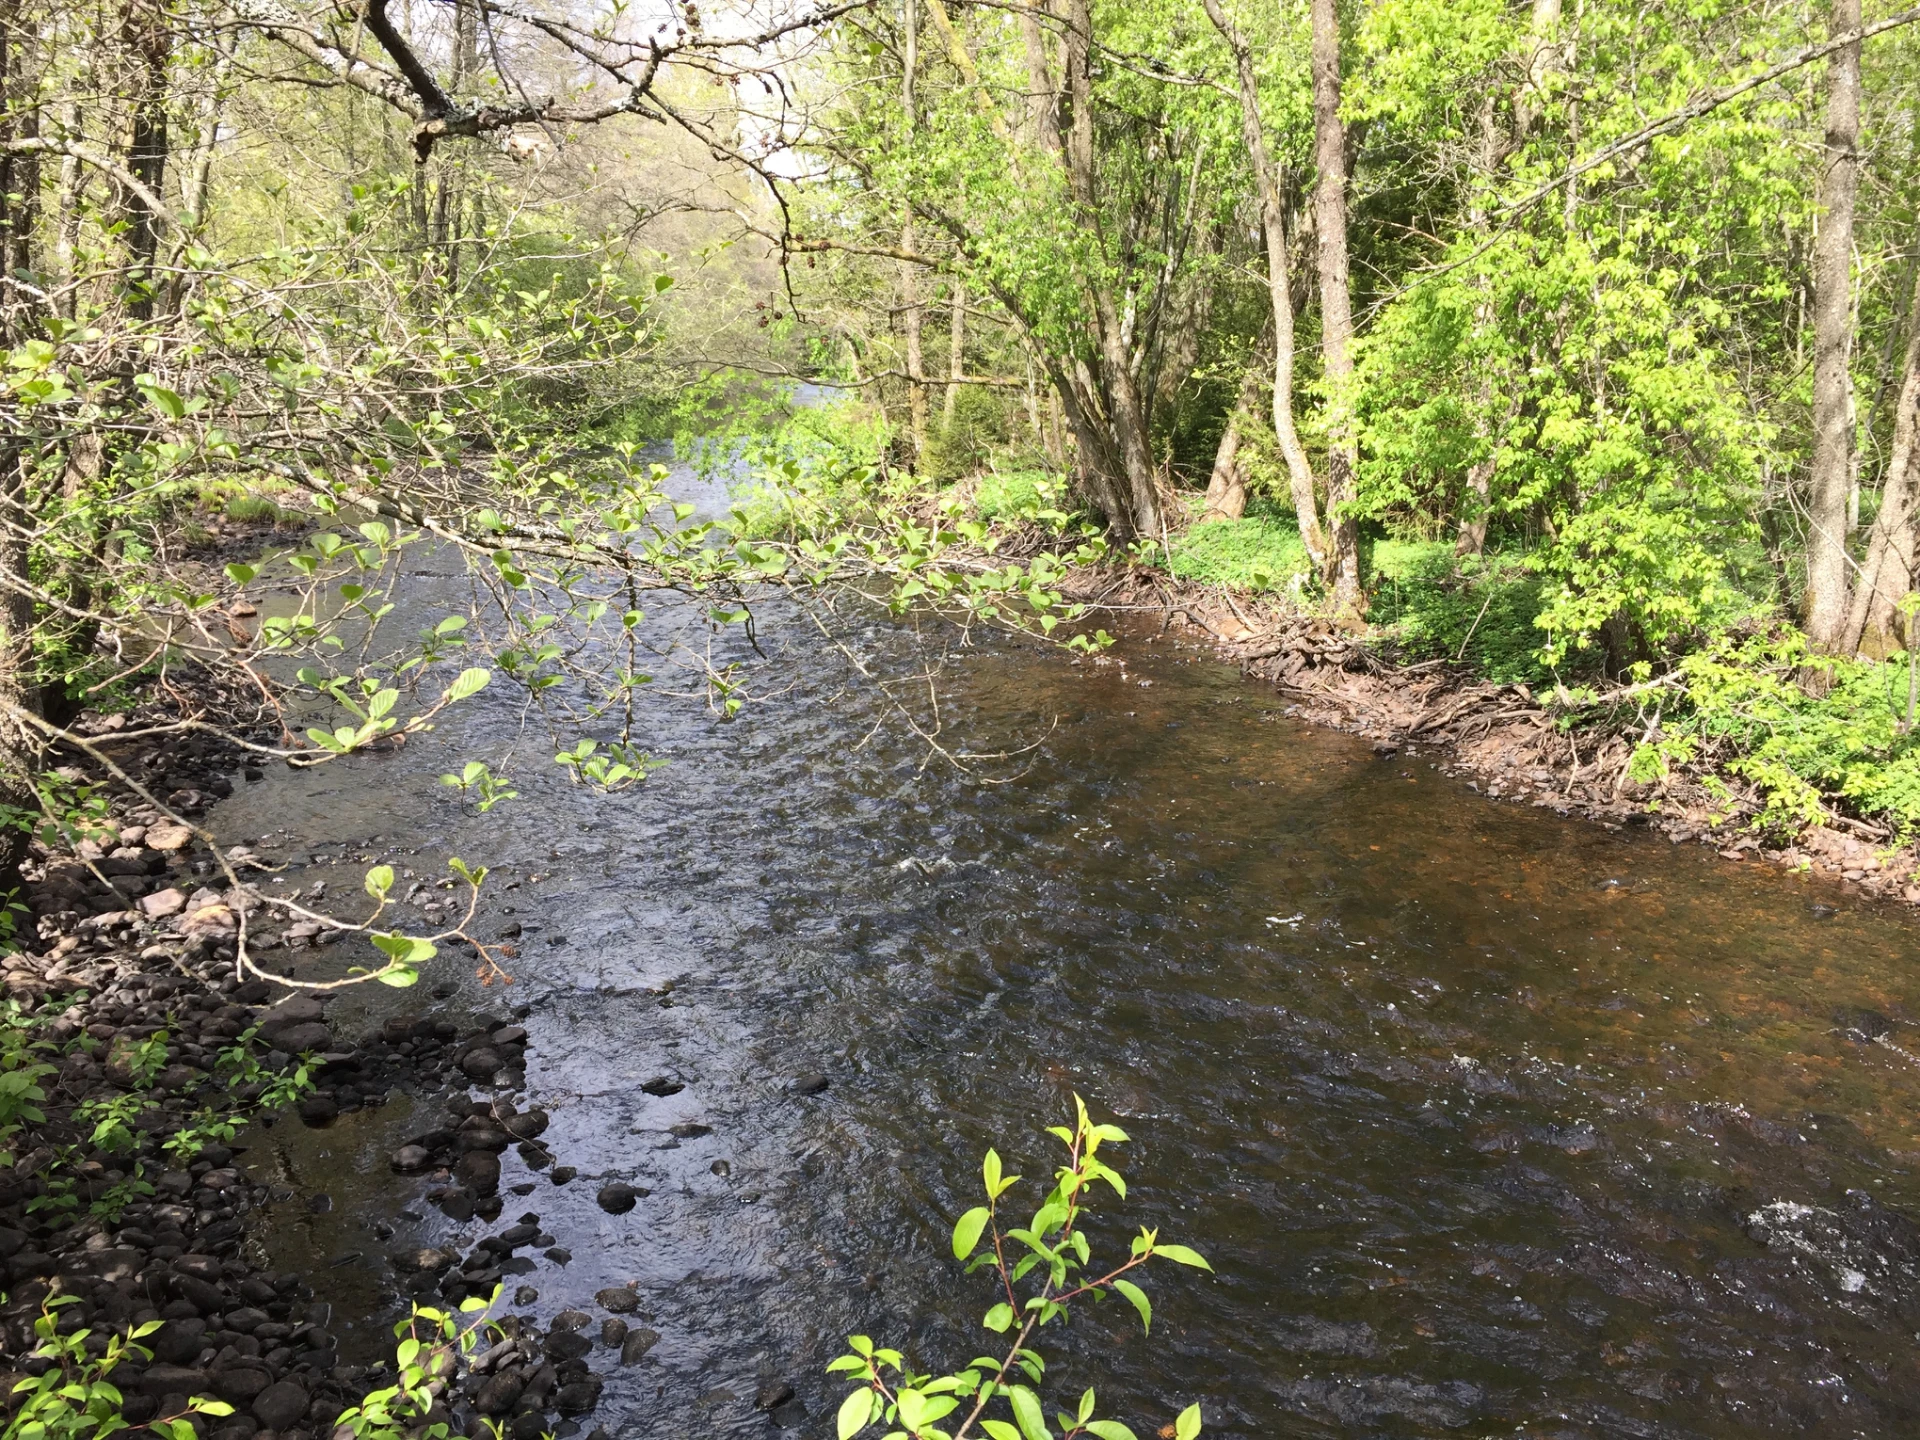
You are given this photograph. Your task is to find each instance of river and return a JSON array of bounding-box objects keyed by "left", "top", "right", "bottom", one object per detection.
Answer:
[{"left": 202, "top": 466, "right": 1920, "bottom": 1439}]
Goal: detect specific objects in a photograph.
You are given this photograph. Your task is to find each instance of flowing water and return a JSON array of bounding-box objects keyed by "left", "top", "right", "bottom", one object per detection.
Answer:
[{"left": 204, "top": 469, "right": 1920, "bottom": 1439}]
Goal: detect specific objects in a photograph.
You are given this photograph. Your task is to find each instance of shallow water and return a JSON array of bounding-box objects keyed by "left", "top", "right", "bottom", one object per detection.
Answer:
[{"left": 208, "top": 499, "right": 1920, "bottom": 1438}]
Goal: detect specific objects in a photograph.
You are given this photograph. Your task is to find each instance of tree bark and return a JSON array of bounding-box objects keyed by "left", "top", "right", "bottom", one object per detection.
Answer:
[
  {"left": 944, "top": 279, "right": 965, "bottom": 425},
  {"left": 1055, "top": 0, "right": 1160, "bottom": 540},
  {"left": 900, "top": 0, "right": 927, "bottom": 458},
  {"left": 1199, "top": 0, "right": 1324, "bottom": 567},
  {"left": 1842, "top": 272, "right": 1920, "bottom": 655},
  {"left": 121, "top": 0, "right": 171, "bottom": 322},
  {"left": 1310, "top": 0, "right": 1364, "bottom": 620},
  {"left": 1804, "top": 0, "right": 1862, "bottom": 648},
  {"left": 1201, "top": 360, "right": 1263, "bottom": 522}
]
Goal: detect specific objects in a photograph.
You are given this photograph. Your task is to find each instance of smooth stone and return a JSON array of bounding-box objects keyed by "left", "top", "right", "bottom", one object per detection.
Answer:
[
  {"left": 593, "top": 1287, "right": 638, "bottom": 1315},
  {"left": 619, "top": 1329, "right": 659, "bottom": 1365},
  {"left": 668, "top": 1122, "right": 711, "bottom": 1139},
  {"left": 791, "top": 1073, "right": 829, "bottom": 1096},
  {"left": 638, "top": 1076, "right": 683, "bottom": 1097},
  {"left": 598, "top": 1319, "right": 628, "bottom": 1348},
  {"left": 389, "top": 1146, "right": 431, "bottom": 1173},
  {"left": 250, "top": 1381, "right": 309, "bottom": 1431},
  {"left": 756, "top": 1380, "right": 796, "bottom": 1411},
  {"left": 596, "top": 1183, "right": 640, "bottom": 1215}
]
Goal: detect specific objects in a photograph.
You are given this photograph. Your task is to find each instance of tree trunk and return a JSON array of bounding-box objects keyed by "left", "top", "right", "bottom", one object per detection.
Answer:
[
  {"left": 1060, "top": 0, "right": 1159, "bottom": 541},
  {"left": 1455, "top": 457, "right": 1494, "bottom": 558},
  {"left": 1199, "top": 0, "right": 1325, "bottom": 567},
  {"left": 1842, "top": 273, "right": 1920, "bottom": 655},
  {"left": 1310, "top": 0, "right": 1364, "bottom": 621},
  {"left": 121, "top": 0, "right": 171, "bottom": 322},
  {"left": 900, "top": 0, "right": 927, "bottom": 458},
  {"left": 1804, "top": 0, "right": 1862, "bottom": 648},
  {"left": 1201, "top": 360, "right": 1263, "bottom": 522},
  {"left": 944, "top": 279, "right": 965, "bottom": 425}
]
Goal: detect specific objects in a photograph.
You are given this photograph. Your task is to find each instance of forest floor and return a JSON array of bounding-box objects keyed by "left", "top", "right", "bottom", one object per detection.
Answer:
[{"left": 1059, "top": 563, "right": 1920, "bottom": 913}]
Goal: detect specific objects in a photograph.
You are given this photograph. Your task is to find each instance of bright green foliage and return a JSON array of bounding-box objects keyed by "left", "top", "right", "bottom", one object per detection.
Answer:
[
  {"left": 334, "top": 1297, "right": 506, "bottom": 1440},
  {"left": 1165, "top": 504, "right": 1311, "bottom": 593},
  {"left": 1644, "top": 630, "right": 1920, "bottom": 839},
  {"left": 828, "top": 1097, "right": 1207, "bottom": 1440},
  {"left": 1368, "top": 544, "right": 1550, "bottom": 685},
  {"left": 972, "top": 472, "right": 1079, "bottom": 531},
  {"left": 8, "top": 1297, "right": 232, "bottom": 1440}
]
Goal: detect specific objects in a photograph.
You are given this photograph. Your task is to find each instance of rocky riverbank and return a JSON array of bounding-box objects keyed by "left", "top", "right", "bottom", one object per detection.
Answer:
[{"left": 0, "top": 687, "right": 671, "bottom": 1440}]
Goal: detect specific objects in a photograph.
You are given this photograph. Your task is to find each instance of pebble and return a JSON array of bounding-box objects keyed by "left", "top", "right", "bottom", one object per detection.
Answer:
[
  {"left": 594, "top": 1286, "right": 639, "bottom": 1314},
  {"left": 791, "top": 1073, "right": 829, "bottom": 1096}
]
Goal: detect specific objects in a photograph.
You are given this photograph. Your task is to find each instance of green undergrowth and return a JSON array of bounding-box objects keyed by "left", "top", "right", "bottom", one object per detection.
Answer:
[
  {"left": 1642, "top": 630, "right": 1920, "bottom": 840},
  {"left": 972, "top": 468, "right": 1079, "bottom": 529},
  {"left": 1368, "top": 541, "right": 1551, "bottom": 685},
  {"left": 1164, "top": 499, "right": 1311, "bottom": 591}
]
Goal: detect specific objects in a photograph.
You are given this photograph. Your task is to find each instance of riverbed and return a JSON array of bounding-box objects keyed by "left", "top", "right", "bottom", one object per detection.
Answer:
[{"left": 204, "top": 504, "right": 1920, "bottom": 1439}]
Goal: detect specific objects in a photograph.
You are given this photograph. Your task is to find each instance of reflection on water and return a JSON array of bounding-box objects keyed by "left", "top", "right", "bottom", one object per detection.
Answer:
[{"left": 214, "top": 522, "right": 1920, "bottom": 1438}]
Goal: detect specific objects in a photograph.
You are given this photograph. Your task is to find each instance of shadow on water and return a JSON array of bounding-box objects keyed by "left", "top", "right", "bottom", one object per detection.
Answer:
[{"left": 207, "top": 468, "right": 1920, "bottom": 1438}]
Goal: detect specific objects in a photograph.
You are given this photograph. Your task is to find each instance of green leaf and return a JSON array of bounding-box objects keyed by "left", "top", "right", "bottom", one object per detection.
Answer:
[
  {"left": 195, "top": 1400, "right": 236, "bottom": 1417},
  {"left": 1084, "top": 1424, "right": 1138, "bottom": 1440},
  {"left": 952, "top": 1206, "right": 991, "bottom": 1260},
  {"left": 447, "top": 667, "right": 491, "bottom": 701},
  {"left": 982, "top": 1302, "right": 1014, "bottom": 1333},
  {"left": 983, "top": 1148, "right": 1002, "bottom": 1196},
  {"left": 981, "top": 1424, "right": 1021, "bottom": 1440},
  {"left": 1174, "top": 1404, "right": 1201, "bottom": 1440},
  {"left": 1112, "top": 1277, "right": 1151, "bottom": 1334},
  {"left": 224, "top": 563, "right": 257, "bottom": 586},
  {"left": 365, "top": 865, "right": 394, "bottom": 900},
  {"left": 1007, "top": 1385, "right": 1050, "bottom": 1440},
  {"left": 1152, "top": 1244, "right": 1212, "bottom": 1271},
  {"left": 837, "top": 1387, "right": 875, "bottom": 1440}
]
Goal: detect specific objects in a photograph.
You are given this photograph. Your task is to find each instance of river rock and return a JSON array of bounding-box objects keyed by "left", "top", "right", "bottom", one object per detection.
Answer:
[
  {"left": 791, "top": 1073, "right": 828, "bottom": 1096},
  {"left": 620, "top": 1328, "right": 659, "bottom": 1365},
  {"left": 138, "top": 1364, "right": 208, "bottom": 1398},
  {"left": 146, "top": 824, "right": 194, "bottom": 852},
  {"left": 504, "top": 1109, "right": 548, "bottom": 1140},
  {"left": 457, "top": 1151, "right": 501, "bottom": 1194},
  {"left": 555, "top": 1379, "right": 602, "bottom": 1415},
  {"left": 151, "top": 1318, "right": 206, "bottom": 1364},
  {"left": 756, "top": 1380, "right": 796, "bottom": 1411},
  {"left": 545, "top": 1329, "right": 591, "bottom": 1363},
  {"left": 770, "top": 1398, "right": 807, "bottom": 1428},
  {"left": 140, "top": 888, "right": 188, "bottom": 919},
  {"left": 297, "top": 1094, "right": 337, "bottom": 1125},
  {"left": 596, "top": 1183, "right": 640, "bottom": 1214},
  {"left": 389, "top": 1145, "right": 431, "bottom": 1173},
  {"left": 211, "top": 1365, "right": 271, "bottom": 1402},
  {"left": 594, "top": 1287, "right": 638, "bottom": 1314},
  {"left": 473, "top": 1372, "right": 525, "bottom": 1416},
  {"left": 460, "top": 1047, "right": 503, "bottom": 1081},
  {"left": 390, "top": 1247, "right": 453, "bottom": 1274},
  {"left": 251, "top": 1381, "right": 309, "bottom": 1431},
  {"left": 639, "top": 1076, "right": 683, "bottom": 1097},
  {"left": 599, "top": 1319, "right": 627, "bottom": 1348},
  {"left": 669, "top": 1122, "right": 711, "bottom": 1139}
]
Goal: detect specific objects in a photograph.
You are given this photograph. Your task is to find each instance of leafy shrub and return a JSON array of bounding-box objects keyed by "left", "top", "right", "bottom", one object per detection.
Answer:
[
  {"left": 921, "top": 388, "right": 1010, "bottom": 483},
  {"left": 10, "top": 1296, "right": 232, "bottom": 1440},
  {"left": 1655, "top": 629, "right": 1920, "bottom": 838},
  {"left": 830, "top": 1098, "right": 1206, "bottom": 1440},
  {"left": 973, "top": 470, "right": 1077, "bottom": 530}
]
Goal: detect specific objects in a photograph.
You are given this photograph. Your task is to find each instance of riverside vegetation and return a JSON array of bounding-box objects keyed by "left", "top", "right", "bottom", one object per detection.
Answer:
[{"left": 4, "top": 0, "right": 1920, "bottom": 1433}]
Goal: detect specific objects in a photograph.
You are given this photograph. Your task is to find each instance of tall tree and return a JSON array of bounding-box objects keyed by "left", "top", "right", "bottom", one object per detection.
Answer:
[
  {"left": 1199, "top": 0, "right": 1325, "bottom": 564},
  {"left": 1804, "top": 0, "right": 1863, "bottom": 648},
  {"left": 1310, "top": 0, "right": 1364, "bottom": 618}
]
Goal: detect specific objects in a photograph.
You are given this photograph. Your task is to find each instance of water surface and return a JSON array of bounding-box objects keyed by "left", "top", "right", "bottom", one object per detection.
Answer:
[{"left": 214, "top": 544, "right": 1920, "bottom": 1439}]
